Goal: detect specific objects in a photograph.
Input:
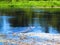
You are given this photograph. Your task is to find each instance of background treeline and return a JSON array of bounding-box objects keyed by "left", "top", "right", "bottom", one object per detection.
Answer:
[{"left": 0, "top": 0, "right": 60, "bottom": 2}]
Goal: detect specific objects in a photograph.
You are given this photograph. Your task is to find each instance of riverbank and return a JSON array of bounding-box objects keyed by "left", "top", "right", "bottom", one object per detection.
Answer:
[
  {"left": 0, "top": 33, "right": 60, "bottom": 45},
  {"left": 0, "top": 1, "right": 60, "bottom": 9}
]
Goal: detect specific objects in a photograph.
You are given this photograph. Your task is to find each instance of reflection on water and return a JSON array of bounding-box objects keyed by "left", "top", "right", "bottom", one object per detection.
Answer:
[
  {"left": 0, "top": 16, "right": 13, "bottom": 34},
  {"left": 0, "top": 15, "right": 59, "bottom": 34},
  {"left": 0, "top": 9, "right": 60, "bottom": 34}
]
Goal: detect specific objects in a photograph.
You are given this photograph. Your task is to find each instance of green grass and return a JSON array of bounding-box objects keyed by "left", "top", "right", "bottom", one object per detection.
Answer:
[{"left": 0, "top": 1, "right": 60, "bottom": 9}]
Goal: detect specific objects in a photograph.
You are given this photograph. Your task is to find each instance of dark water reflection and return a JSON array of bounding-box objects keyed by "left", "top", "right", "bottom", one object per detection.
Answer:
[
  {"left": 0, "top": 15, "right": 59, "bottom": 34},
  {"left": 0, "top": 10, "right": 60, "bottom": 34}
]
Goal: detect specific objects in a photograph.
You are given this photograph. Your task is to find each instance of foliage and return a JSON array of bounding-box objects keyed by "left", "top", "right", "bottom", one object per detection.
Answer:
[{"left": 0, "top": 1, "right": 60, "bottom": 9}]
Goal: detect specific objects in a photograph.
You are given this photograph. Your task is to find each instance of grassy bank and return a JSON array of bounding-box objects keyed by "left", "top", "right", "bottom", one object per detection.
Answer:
[{"left": 0, "top": 1, "right": 60, "bottom": 9}]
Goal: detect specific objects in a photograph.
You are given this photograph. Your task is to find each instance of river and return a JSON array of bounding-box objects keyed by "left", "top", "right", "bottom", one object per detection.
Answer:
[{"left": 0, "top": 15, "right": 59, "bottom": 34}]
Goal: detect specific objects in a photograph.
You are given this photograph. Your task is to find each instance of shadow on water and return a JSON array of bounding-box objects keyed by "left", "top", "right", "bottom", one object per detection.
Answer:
[{"left": 0, "top": 8, "right": 60, "bottom": 34}]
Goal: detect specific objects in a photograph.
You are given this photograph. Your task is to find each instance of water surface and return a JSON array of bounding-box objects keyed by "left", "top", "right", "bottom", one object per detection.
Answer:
[{"left": 0, "top": 15, "right": 59, "bottom": 34}]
